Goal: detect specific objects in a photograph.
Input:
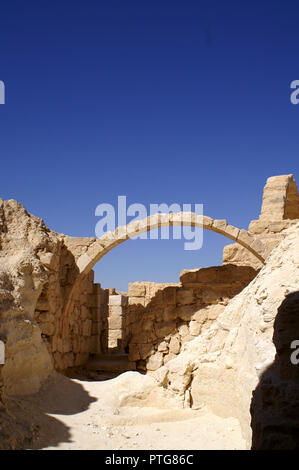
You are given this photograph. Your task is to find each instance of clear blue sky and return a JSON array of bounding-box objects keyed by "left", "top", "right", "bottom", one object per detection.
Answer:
[{"left": 0, "top": 0, "right": 298, "bottom": 291}]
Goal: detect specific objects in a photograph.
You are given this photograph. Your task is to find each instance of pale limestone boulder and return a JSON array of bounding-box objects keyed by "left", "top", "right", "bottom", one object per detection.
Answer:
[
  {"left": 147, "top": 351, "right": 164, "bottom": 371},
  {"left": 169, "top": 335, "right": 180, "bottom": 354}
]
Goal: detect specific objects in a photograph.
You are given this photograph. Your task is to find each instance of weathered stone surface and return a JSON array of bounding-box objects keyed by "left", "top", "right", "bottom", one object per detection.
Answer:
[
  {"left": 108, "top": 315, "right": 123, "bottom": 330},
  {"left": 176, "top": 289, "right": 194, "bottom": 305},
  {"left": 147, "top": 352, "right": 164, "bottom": 371},
  {"left": 128, "top": 283, "right": 146, "bottom": 297},
  {"left": 159, "top": 223, "right": 299, "bottom": 449},
  {"left": 109, "top": 294, "right": 127, "bottom": 306},
  {"left": 189, "top": 321, "right": 201, "bottom": 336},
  {"left": 169, "top": 336, "right": 180, "bottom": 354}
]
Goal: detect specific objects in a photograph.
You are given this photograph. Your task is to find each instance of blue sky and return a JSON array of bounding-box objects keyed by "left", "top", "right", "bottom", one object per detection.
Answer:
[{"left": 0, "top": 0, "right": 298, "bottom": 291}]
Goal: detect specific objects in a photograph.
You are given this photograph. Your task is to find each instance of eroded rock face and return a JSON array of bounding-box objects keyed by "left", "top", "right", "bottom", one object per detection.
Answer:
[
  {"left": 0, "top": 199, "right": 109, "bottom": 397},
  {"left": 0, "top": 199, "right": 55, "bottom": 396},
  {"left": 153, "top": 224, "right": 299, "bottom": 448}
]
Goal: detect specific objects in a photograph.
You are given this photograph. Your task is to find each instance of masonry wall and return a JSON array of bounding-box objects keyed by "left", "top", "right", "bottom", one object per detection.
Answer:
[
  {"left": 223, "top": 174, "right": 299, "bottom": 269},
  {"left": 126, "top": 265, "right": 258, "bottom": 372},
  {"left": 33, "top": 241, "right": 110, "bottom": 372}
]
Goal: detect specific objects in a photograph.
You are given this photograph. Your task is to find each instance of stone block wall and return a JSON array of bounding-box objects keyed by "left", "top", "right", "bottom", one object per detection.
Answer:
[
  {"left": 126, "top": 265, "right": 258, "bottom": 372},
  {"left": 34, "top": 246, "right": 110, "bottom": 371},
  {"left": 106, "top": 294, "right": 128, "bottom": 353},
  {"left": 223, "top": 174, "right": 299, "bottom": 269}
]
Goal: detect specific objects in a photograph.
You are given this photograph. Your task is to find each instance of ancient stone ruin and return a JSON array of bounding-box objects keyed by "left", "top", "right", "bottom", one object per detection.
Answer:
[{"left": 0, "top": 174, "right": 298, "bottom": 449}]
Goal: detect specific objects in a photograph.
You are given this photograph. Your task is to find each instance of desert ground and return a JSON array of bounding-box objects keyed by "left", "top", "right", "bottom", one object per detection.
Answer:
[{"left": 5, "top": 371, "right": 246, "bottom": 450}]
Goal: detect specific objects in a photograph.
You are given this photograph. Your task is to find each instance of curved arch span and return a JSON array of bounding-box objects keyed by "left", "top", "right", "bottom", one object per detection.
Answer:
[{"left": 76, "top": 212, "right": 266, "bottom": 275}]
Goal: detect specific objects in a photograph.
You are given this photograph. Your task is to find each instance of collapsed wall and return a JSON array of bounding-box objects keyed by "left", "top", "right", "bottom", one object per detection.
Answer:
[
  {"left": 151, "top": 224, "right": 299, "bottom": 448},
  {"left": 0, "top": 199, "right": 109, "bottom": 397},
  {"left": 125, "top": 265, "right": 257, "bottom": 372}
]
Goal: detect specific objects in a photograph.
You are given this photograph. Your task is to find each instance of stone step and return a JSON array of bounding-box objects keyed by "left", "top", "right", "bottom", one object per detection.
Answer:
[{"left": 86, "top": 354, "right": 136, "bottom": 372}]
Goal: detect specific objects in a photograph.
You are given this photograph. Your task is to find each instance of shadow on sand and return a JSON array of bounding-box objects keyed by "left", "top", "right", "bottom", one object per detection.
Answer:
[{"left": 1, "top": 372, "right": 97, "bottom": 449}]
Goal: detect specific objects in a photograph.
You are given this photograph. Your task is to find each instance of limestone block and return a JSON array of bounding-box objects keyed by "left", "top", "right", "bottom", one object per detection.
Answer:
[
  {"left": 155, "top": 321, "right": 175, "bottom": 339},
  {"left": 126, "top": 221, "right": 140, "bottom": 238},
  {"left": 129, "top": 344, "right": 140, "bottom": 361},
  {"left": 89, "top": 335, "right": 99, "bottom": 354},
  {"left": 212, "top": 219, "right": 227, "bottom": 234},
  {"left": 178, "top": 324, "right": 189, "bottom": 337},
  {"left": 131, "top": 331, "right": 155, "bottom": 344},
  {"left": 79, "top": 336, "right": 91, "bottom": 353},
  {"left": 206, "top": 304, "right": 225, "bottom": 320},
  {"left": 63, "top": 352, "right": 75, "bottom": 369},
  {"left": 163, "top": 353, "right": 177, "bottom": 364},
  {"left": 109, "top": 305, "right": 123, "bottom": 316},
  {"left": 248, "top": 219, "right": 269, "bottom": 234},
  {"left": 88, "top": 294, "right": 99, "bottom": 308},
  {"left": 82, "top": 319, "right": 92, "bottom": 337},
  {"left": 80, "top": 305, "right": 89, "bottom": 320},
  {"left": 148, "top": 365, "right": 169, "bottom": 387},
  {"left": 77, "top": 252, "right": 92, "bottom": 274},
  {"left": 128, "top": 296, "right": 146, "bottom": 306},
  {"left": 201, "top": 289, "right": 219, "bottom": 305},
  {"left": 202, "top": 215, "right": 213, "bottom": 227},
  {"left": 237, "top": 229, "right": 254, "bottom": 247},
  {"left": 108, "top": 338, "right": 119, "bottom": 349},
  {"left": 108, "top": 329, "right": 122, "bottom": 340},
  {"left": 225, "top": 225, "right": 240, "bottom": 240},
  {"left": 75, "top": 353, "right": 89, "bottom": 366},
  {"left": 192, "top": 309, "right": 208, "bottom": 324},
  {"left": 62, "top": 338, "right": 72, "bottom": 353},
  {"left": 169, "top": 336, "right": 181, "bottom": 354},
  {"left": 139, "top": 343, "right": 154, "bottom": 359},
  {"left": 180, "top": 269, "right": 197, "bottom": 284},
  {"left": 180, "top": 334, "right": 194, "bottom": 345},
  {"left": 163, "top": 306, "right": 178, "bottom": 322},
  {"left": 72, "top": 336, "right": 80, "bottom": 353},
  {"left": 143, "top": 318, "right": 155, "bottom": 331},
  {"left": 109, "top": 294, "right": 128, "bottom": 306},
  {"left": 158, "top": 341, "right": 169, "bottom": 352},
  {"left": 108, "top": 315, "right": 123, "bottom": 330},
  {"left": 222, "top": 243, "right": 263, "bottom": 270},
  {"left": 163, "top": 286, "right": 177, "bottom": 305},
  {"left": 91, "top": 322, "right": 100, "bottom": 335},
  {"left": 189, "top": 321, "right": 201, "bottom": 336},
  {"left": 53, "top": 352, "right": 64, "bottom": 370},
  {"left": 176, "top": 305, "right": 194, "bottom": 321},
  {"left": 181, "top": 212, "right": 195, "bottom": 224},
  {"left": 176, "top": 289, "right": 194, "bottom": 305},
  {"left": 56, "top": 337, "right": 63, "bottom": 353},
  {"left": 147, "top": 352, "right": 164, "bottom": 371},
  {"left": 128, "top": 283, "right": 146, "bottom": 297}
]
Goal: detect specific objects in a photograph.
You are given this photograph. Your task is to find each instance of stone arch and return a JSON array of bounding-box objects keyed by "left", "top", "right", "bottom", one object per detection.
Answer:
[
  {"left": 61, "top": 213, "right": 267, "bottom": 352},
  {"left": 76, "top": 213, "right": 266, "bottom": 276}
]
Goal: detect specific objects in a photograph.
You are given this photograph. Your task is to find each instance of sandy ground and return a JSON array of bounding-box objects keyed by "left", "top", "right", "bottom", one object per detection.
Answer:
[{"left": 4, "top": 371, "right": 246, "bottom": 450}]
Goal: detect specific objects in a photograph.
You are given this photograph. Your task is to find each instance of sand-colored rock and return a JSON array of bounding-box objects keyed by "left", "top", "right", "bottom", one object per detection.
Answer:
[
  {"left": 0, "top": 174, "right": 298, "bottom": 449},
  {"left": 157, "top": 223, "right": 299, "bottom": 448}
]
